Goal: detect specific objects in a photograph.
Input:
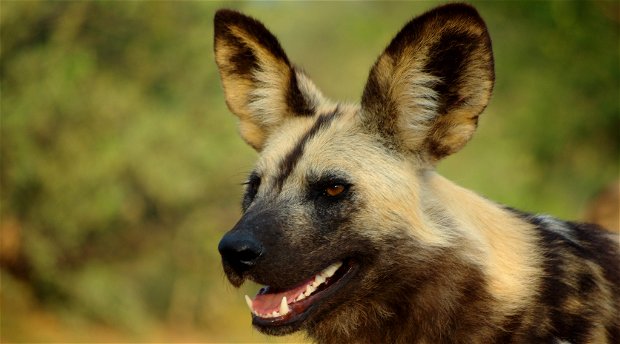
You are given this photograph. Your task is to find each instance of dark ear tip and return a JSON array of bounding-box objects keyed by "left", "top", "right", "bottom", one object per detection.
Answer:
[
  {"left": 423, "top": 3, "right": 486, "bottom": 26},
  {"left": 214, "top": 9, "right": 234, "bottom": 36},
  {"left": 214, "top": 9, "right": 249, "bottom": 30},
  {"left": 215, "top": 9, "right": 244, "bottom": 22},
  {"left": 213, "top": 9, "right": 263, "bottom": 52},
  {"left": 214, "top": 9, "right": 263, "bottom": 35},
  {"left": 213, "top": 8, "right": 291, "bottom": 65}
]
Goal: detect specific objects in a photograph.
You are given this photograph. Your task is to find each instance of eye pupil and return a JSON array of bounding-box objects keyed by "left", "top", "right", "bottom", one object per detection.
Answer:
[{"left": 325, "top": 184, "right": 345, "bottom": 197}]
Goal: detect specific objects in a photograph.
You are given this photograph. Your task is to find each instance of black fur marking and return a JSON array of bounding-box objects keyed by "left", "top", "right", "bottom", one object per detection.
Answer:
[
  {"left": 227, "top": 36, "right": 259, "bottom": 77},
  {"left": 577, "top": 272, "right": 597, "bottom": 294},
  {"left": 424, "top": 31, "right": 480, "bottom": 115},
  {"left": 535, "top": 222, "right": 593, "bottom": 343},
  {"left": 508, "top": 209, "right": 620, "bottom": 342},
  {"left": 288, "top": 71, "right": 315, "bottom": 116},
  {"left": 571, "top": 222, "right": 620, "bottom": 285},
  {"left": 274, "top": 109, "right": 340, "bottom": 191}
]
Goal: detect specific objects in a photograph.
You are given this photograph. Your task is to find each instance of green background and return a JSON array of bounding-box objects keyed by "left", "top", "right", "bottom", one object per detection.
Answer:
[{"left": 1, "top": 1, "right": 618, "bottom": 342}]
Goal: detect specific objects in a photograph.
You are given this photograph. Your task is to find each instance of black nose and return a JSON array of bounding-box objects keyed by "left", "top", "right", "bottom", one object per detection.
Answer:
[{"left": 218, "top": 231, "right": 264, "bottom": 275}]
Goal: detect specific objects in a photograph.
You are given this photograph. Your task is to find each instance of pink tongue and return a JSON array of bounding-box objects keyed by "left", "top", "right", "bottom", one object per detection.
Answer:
[{"left": 252, "top": 277, "right": 314, "bottom": 315}]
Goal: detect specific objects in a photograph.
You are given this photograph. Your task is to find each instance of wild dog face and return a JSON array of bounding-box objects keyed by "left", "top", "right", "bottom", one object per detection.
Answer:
[{"left": 215, "top": 3, "right": 494, "bottom": 337}]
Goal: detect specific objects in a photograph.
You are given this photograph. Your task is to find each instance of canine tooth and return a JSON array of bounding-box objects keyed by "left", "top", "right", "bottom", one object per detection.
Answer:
[
  {"left": 244, "top": 295, "right": 254, "bottom": 313},
  {"left": 280, "top": 296, "right": 290, "bottom": 315}
]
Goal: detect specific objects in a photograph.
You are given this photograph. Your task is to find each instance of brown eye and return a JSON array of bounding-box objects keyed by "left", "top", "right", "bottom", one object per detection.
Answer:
[{"left": 325, "top": 184, "right": 345, "bottom": 197}]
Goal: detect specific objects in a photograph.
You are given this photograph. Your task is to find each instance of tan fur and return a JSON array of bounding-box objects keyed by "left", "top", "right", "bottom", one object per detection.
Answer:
[
  {"left": 424, "top": 173, "right": 543, "bottom": 313},
  {"left": 371, "top": 55, "right": 441, "bottom": 149},
  {"left": 214, "top": 26, "right": 288, "bottom": 148}
]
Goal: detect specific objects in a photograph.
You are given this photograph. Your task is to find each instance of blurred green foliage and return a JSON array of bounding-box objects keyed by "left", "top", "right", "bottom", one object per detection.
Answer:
[{"left": 1, "top": 1, "right": 618, "bottom": 342}]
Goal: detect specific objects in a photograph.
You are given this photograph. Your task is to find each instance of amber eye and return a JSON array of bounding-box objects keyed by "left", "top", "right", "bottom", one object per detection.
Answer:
[{"left": 325, "top": 184, "right": 346, "bottom": 197}]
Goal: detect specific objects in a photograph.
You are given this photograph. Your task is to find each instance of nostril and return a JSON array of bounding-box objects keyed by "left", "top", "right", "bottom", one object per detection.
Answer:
[
  {"left": 236, "top": 246, "right": 261, "bottom": 264},
  {"left": 218, "top": 234, "right": 264, "bottom": 273}
]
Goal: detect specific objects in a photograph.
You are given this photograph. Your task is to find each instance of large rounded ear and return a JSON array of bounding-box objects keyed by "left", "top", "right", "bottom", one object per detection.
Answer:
[
  {"left": 214, "top": 10, "right": 325, "bottom": 151},
  {"left": 360, "top": 3, "right": 494, "bottom": 163}
]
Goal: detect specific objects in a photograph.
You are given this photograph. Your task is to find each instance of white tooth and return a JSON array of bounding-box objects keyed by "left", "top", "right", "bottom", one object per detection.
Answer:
[
  {"left": 280, "top": 296, "right": 290, "bottom": 315},
  {"left": 245, "top": 295, "right": 254, "bottom": 313},
  {"left": 295, "top": 293, "right": 305, "bottom": 302},
  {"left": 323, "top": 261, "right": 342, "bottom": 278},
  {"left": 271, "top": 311, "right": 279, "bottom": 317},
  {"left": 304, "top": 284, "right": 316, "bottom": 296},
  {"left": 314, "top": 274, "right": 326, "bottom": 286}
]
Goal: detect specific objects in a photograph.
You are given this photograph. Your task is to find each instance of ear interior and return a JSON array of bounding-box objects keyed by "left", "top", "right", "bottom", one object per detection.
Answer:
[
  {"left": 361, "top": 4, "right": 495, "bottom": 162},
  {"left": 214, "top": 10, "right": 321, "bottom": 150}
]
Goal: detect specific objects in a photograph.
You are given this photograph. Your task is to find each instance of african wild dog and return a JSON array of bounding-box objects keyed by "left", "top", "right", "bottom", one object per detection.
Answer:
[{"left": 214, "top": 3, "right": 620, "bottom": 343}]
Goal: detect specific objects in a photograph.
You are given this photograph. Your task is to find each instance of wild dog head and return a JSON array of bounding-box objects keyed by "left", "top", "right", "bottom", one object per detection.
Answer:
[{"left": 214, "top": 3, "right": 494, "bottom": 337}]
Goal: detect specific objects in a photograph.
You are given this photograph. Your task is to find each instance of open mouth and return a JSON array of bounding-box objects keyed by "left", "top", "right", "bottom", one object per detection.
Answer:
[{"left": 244, "top": 260, "right": 356, "bottom": 329}]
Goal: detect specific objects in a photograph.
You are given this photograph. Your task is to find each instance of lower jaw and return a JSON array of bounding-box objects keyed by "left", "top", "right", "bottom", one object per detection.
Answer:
[
  {"left": 251, "top": 260, "right": 358, "bottom": 335},
  {"left": 252, "top": 312, "right": 308, "bottom": 336}
]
